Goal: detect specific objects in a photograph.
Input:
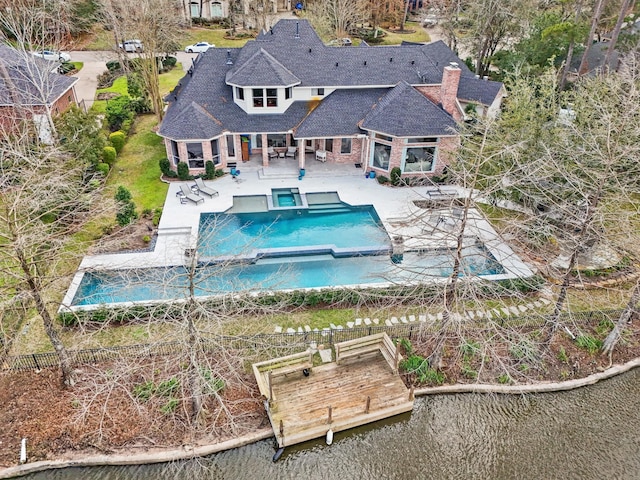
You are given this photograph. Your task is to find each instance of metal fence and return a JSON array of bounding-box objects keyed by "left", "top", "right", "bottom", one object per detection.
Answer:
[{"left": 2, "top": 309, "right": 624, "bottom": 371}]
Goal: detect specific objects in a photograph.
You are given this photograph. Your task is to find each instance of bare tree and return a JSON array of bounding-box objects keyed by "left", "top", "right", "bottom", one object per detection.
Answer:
[
  {"left": 578, "top": 0, "right": 607, "bottom": 74},
  {"left": 306, "top": 0, "right": 369, "bottom": 41},
  {"left": 100, "top": 0, "right": 184, "bottom": 121},
  {"left": 0, "top": 124, "right": 108, "bottom": 387},
  {"left": 603, "top": 0, "right": 635, "bottom": 70}
]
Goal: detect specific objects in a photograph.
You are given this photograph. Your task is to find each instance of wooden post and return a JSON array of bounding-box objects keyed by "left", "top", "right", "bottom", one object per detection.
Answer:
[
  {"left": 327, "top": 405, "right": 332, "bottom": 424},
  {"left": 268, "top": 370, "right": 273, "bottom": 401},
  {"left": 409, "top": 386, "right": 414, "bottom": 401},
  {"left": 365, "top": 396, "right": 370, "bottom": 414},
  {"left": 394, "top": 345, "right": 399, "bottom": 374}
]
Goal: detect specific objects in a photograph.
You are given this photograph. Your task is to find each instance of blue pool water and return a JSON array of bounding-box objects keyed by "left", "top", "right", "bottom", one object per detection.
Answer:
[
  {"left": 72, "top": 247, "right": 504, "bottom": 306},
  {"left": 198, "top": 208, "right": 390, "bottom": 258}
]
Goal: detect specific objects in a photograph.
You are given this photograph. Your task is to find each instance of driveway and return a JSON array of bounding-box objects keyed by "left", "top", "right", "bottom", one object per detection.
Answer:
[
  {"left": 69, "top": 50, "right": 117, "bottom": 109},
  {"left": 69, "top": 50, "right": 197, "bottom": 109}
]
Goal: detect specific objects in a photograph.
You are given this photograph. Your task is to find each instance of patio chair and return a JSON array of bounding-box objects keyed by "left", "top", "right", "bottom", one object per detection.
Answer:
[
  {"left": 285, "top": 146, "right": 297, "bottom": 158},
  {"left": 179, "top": 184, "right": 204, "bottom": 205},
  {"left": 315, "top": 150, "right": 327, "bottom": 162},
  {"left": 267, "top": 147, "right": 278, "bottom": 159},
  {"left": 193, "top": 177, "right": 219, "bottom": 197}
]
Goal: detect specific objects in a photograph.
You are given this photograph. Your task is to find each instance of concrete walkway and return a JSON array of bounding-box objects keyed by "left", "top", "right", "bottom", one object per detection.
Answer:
[{"left": 72, "top": 168, "right": 533, "bottom": 296}]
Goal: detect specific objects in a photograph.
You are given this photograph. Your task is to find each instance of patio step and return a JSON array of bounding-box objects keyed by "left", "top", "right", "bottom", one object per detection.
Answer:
[
  {"left": 157, "top": 226, "right": 192, "bottom": 236},
  {"left": 307, "top": 207, "right": 351, "bottom": 214}
]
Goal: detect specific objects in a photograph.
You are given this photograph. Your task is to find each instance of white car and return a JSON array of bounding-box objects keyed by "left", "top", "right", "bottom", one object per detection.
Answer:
[
  {"left": 184, "top": 42, "right": 214, "bottom": 53},
  {"left": 119, "top": 40, "right": 143, "bottom": 53},
  {"left": 32, "top": 50, "right": 71, "bottom": 62}
]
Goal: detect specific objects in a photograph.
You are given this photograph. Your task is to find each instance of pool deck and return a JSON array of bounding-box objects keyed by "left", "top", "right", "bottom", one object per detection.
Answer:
[{"left": 67, "top": 161, "right": 534, "bottom": 308}]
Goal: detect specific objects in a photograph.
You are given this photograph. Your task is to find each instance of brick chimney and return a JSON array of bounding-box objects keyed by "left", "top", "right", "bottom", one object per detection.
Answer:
[{"left": 440, "top": 62, "right": 461, "bottom": 120}]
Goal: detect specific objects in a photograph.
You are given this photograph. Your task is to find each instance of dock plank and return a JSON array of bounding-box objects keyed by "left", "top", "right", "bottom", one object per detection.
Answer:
[{"left": 263, "top": 350, "right": 413, "bottom": 447}]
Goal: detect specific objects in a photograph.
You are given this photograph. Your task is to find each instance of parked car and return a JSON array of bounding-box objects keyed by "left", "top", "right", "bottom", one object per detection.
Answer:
[
  {"left": 421, "top": 15, "right": 438, "bottom": 27},
  {"left": 118, "top": 39, "right": 143, "bottom": 53},
  {"left": 32, "top": 49, "right": 71, "bottom": 62},
  {"left": 184, "top": 42, "right": 214, "bottom": 53},
  {"left": 327, "top": 38, "right": 352, "bottom": 47}
]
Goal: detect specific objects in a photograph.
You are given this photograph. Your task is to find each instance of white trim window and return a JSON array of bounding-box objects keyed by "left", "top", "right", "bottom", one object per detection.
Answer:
[{"left": 402, "top": 137, "right": 438, "bottom": 173}]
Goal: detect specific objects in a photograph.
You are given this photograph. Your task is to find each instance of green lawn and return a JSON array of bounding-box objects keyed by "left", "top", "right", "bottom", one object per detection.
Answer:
[
  {"left": 83, "top": 25, "right": 252, "bottom": 51},
  {"left": 379, "top": 22, "right": 430, "bottom": 45},
  {"left": 91, "top": 75, "right": 129, "bottom": 113},
  {"left": 82, "top": 25, "right": 116, "bottom": 51},
  {"left": 181, "top": 27, "right": 253, "bottom": 49},
  {"left": 106, "top": 114, "right": 168, "bottom": 212},
  {"left": 159, "top": 63, "right": 185, "bottom": 96}
]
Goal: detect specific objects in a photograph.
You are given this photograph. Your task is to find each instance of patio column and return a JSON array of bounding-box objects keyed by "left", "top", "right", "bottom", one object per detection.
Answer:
[
  {"left": 261, "top": 133, "right": 269, "bottom": 167},
  {"left": 297, "top": 139, "right": 304, "bottom": 169}
]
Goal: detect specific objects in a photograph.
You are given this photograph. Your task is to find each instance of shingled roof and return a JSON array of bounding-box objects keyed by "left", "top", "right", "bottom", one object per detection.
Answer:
[
  {"left": 0, "top": 44, "right": 76, "bottom": 107},
  {"left": 457, "top": 76, "right": 504, "bottom": 106},
  {"left": 360, "top": 81, "right": 457, "bottom": 137},
  {"left": 225, "top": 48, "right": 300, "bottom": 87},
  {"left": 159, "top": 19, "right": 503, "bottom": 141},
  {"left": 295, "top": 88, "right": 387, "bottom": 138}
]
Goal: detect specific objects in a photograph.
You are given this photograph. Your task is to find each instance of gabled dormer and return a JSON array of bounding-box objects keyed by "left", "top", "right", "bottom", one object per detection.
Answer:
[{"left": 226, "top": 47, "right": 300, "bottom": 114}]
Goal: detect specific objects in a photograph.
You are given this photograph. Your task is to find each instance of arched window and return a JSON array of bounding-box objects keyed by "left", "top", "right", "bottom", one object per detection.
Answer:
[
  {"left": 210, "top": 1, "right": 222, "bottom": 17},
  {"left": 190, "top": 1, "right": 200, "bottom": 17}
]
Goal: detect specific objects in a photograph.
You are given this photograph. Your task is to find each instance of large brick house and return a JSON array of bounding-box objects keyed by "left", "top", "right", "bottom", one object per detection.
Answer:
[
  {"left": 158, "top": 19, "right": 504, "bottom": 178},
  {"left": 0, "top": 44, "right": 77, "bottom": 140}
]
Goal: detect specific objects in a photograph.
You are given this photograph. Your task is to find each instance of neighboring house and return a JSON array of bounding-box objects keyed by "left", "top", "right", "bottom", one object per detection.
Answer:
[
  {"left": 187, "top": 0, "right": 228, "bottom": 19},
  {"left": 0, "top": 44, "right": 77, "bottom": 141},
  {"left": 158, "top": 19, "right": 505, "bottom": 178}
]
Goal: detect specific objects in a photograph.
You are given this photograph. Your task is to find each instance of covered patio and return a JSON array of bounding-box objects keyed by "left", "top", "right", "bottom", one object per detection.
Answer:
[{"left": 235, "top": 150, "right": 368, "bottom": 179}]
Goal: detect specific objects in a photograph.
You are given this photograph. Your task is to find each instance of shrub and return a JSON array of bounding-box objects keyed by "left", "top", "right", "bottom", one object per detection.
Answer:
[
  {"left": 115, "top": 185, "right": 132, "bottom": 202},
  {"left": 121, "top": 118, "right": 134, "bottom": 135},
  {"left": 114, "top": 185, "right": 138, "bottom": 226},
  {"left": 204, "top": 160, "right": 216, "bottom": 180},
  {"left": 159, "top": 158, "right": 177, "bottom": 178},
  {"left": 376, "top": 175, "right": 389, "bottom": 184},
  {"left": 177, "top": 162, "right": 190, "bottom": 180},
  {"left": 143, "top": 235, "right": 151, "bottom": 243},
  {"left": 106, "top": 60, "right": 121, "bottom": 72},
  {"left": 129, "top": 97, "right": 151, "bottom": 113},
  {"left": 105, "top": 95, "right": 134, "bottom": 131},
  {"left": 95, "top": 162, "right": 110, "bottom": 176},
  {"left": 58, "top": 62, "right": 75, "bottom": 74},
  {"left": 163, "top": 56, "right": 177, "bottom": 68},
  {"left": 214, "top": 168, "right": 225, "bottom": 177},
  {"left": 55, "top": 106, "right": 106, "bottom": 166},
  {"left": 152, "top": 208, "right": 162, "bottom": 226},
  {"left": 576, "top": 335, "right": 603, "bottom": 354},
  {"left": 133, "top": 381, "right": 155, "bottom": 402},
  {"left": 102, "top": 146, "right": 117, "bottom": 166},
  {"left": 109, "top": 131, "right": 126, "bottom": 153},
  {"left": 390, "top": 167, "right": 402, "bottom": 186}
]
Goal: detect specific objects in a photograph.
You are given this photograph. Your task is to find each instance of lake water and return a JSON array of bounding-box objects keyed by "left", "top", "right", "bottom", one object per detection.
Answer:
[{"left": 24, "top": 368, "right": 640, "bottom": 479}]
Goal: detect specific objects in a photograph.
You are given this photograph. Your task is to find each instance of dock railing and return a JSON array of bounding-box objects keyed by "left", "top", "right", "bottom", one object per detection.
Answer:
[
  {"left": 335, "top": 333, "right": 401, "bottom": 374},
  {"left": 252, "top": 350, "right": 313, "bottom": 402}
]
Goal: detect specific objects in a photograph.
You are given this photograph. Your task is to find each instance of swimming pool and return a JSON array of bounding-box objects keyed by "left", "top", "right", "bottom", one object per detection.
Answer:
[
  {"left": 198, "top": 207, "right": 391, "bottom": 259},
  {"left": 71, "top": 246, "right": 505, "bottom": 306}
]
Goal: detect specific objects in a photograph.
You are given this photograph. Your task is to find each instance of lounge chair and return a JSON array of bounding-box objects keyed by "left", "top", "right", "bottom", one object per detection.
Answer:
[
  {"left": 267, "top": 147, "right": 278, "bottom": 159},
  {"left": 179, "top": 184, "right": 204, "bottom": 205},
  {"left": 193, "top": 177, "right": 219, "bottom": 197},
  {"left": 285, "top": 146, "right": 297, "bottom": 158}
]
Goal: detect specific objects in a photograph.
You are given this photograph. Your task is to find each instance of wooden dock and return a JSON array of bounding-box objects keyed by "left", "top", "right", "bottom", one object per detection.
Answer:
[{"left": 252, "top": 333, "right": 414, "bottom": 449}]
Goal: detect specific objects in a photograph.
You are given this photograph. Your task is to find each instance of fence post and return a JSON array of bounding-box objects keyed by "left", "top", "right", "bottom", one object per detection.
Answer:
[
  {"left": 327, "top": 405, "right": 332, "bottom": 424},
  {"left": 409, "top": 324, "right": 413, "bottom": 339},
  {"left": 31, "top": 354, "right": 41, "bottom": 370},
  {"left": 365, "top": 396, "right": 370, "bottom": 414}
]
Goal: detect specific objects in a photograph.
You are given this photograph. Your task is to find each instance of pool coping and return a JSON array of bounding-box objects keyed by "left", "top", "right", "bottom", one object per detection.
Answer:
[{"left": 60, "top": 179, "right": 535, "bottom": 311}]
